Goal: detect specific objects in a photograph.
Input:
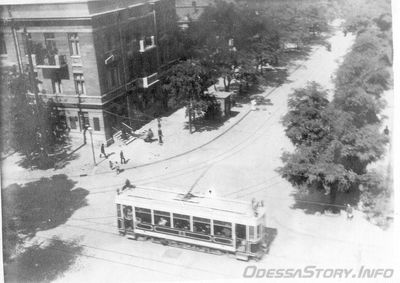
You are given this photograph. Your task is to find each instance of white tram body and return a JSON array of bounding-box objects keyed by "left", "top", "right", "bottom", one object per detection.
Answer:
[{"left": 115, "top": 186, "right": 267, "bottom": 260}]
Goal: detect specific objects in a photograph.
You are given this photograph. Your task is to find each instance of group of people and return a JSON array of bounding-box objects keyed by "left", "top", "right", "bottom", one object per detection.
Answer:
[
  {"left": 144, "top": 118, "right": 164, "bottom": 144},
  {"left": 100, "top": 144, "right": 127, "bottom": 175}
]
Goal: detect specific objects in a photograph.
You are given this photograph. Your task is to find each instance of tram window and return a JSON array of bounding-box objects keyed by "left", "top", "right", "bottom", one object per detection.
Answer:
[
  {"left": 154, "top": 210, "right": 171, "bottom": 227},
  {"left": 135, "top": 207, "right": 152, "bottom": 224},
  {"left": 193, "top": 217, "right": 211, "bottom": 234},
  {"left": 213, "top": 220, "right": 232, "bottom": 238},
  {"left": 117, "top": 204, "right": 121, "bottom": 218},
  {"left": 249, "top": 226, "right": 255, "bottom": 241},
  {"left": 173, "top": 213, "right": 190, "bottom": 230},
  {"left": 123, "top": 205, "right": 133, "bottom": 230},
  {"left": 257, "top": 224, "right": 263, "bottom": 238}
]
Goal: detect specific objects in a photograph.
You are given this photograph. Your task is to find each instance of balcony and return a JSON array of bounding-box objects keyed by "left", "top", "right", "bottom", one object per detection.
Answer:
[
  {"left": 139, "top": 36, "right": 156, "bottom": 53},
  {"left": 138, "top": 73, "right": 159, "bottom": 88},
  {"left": 35, "top": 54, "right": 67, "bottom": 69}
]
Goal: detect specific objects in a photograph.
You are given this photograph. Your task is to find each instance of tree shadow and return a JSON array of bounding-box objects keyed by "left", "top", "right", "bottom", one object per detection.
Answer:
[
  {"left": 4, "top": 236, "right": 83, "bottom": 283},
  {"left": 263, "top": 227, "right": 278, "bottom": 255},
  {"left": 16, "top": 139, "right": 83, "bottom": 171},
  {"left": 186, "top": 111, "right": 240, "bottom": 133},
  {"left": 290, "top": 187, "right": 361, "bottom": 215},
  {"left": 262, "top": 69, "right": 292, "bottom": 87},
  {"left": 2, "top": 174, "right": 89, "bottom": 262}
]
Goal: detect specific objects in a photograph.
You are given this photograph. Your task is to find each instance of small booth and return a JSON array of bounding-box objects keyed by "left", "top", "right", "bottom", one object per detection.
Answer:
[{"left": 212, "top": 91, "right": 232, "bottom": 118}]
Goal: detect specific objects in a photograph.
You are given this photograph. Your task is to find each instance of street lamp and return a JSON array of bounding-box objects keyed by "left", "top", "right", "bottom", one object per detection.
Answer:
[{"left": 87, "top": 126, "right": 96, "bottom": 166}]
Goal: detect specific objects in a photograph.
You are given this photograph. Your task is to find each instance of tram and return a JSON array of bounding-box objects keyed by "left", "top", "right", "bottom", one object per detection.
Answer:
[{"left": 115, "top": 186, "right": 268, "bottom": 261}]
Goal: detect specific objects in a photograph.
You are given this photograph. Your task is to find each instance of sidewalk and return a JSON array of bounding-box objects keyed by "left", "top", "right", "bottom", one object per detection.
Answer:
[
  {"left": 93, "top": 104, "right": 252, "bottom": 175},
  {"left": 1, "top": 103, "right": 252, "bottom": 185}
]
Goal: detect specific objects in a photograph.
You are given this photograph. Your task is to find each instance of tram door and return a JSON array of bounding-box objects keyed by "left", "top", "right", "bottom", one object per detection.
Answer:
[
  {"left": 235, "top": 224, "right": 247, "bottom": 252},
  {"left": 123, "top": 205, "right": 134, "bottom": 232}
]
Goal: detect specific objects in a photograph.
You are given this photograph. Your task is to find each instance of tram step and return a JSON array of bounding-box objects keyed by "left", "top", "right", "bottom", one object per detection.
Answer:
[{"left": 235, "top": 252, "right": 249, "bottom": 261}]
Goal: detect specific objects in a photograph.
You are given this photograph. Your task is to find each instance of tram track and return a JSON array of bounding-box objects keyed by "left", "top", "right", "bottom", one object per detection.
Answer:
[{"left": 35, "top": 224, "right": 234, "bottom": 278}]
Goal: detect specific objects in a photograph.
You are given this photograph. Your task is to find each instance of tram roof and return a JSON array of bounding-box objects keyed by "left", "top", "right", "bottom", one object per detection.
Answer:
[{"left": 115, "top": 186, "right": 264, "bottom": 222}]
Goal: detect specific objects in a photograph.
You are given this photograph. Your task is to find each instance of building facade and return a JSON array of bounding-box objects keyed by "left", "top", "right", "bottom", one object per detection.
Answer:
[{"left": 0, "top": 0, "right": 177, "bottom": 144}]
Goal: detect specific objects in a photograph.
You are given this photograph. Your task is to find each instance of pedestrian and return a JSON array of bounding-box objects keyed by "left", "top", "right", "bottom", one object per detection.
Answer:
[
  {"left": 115, "top": 162, "right": 121, "bottom": 175},
  {"left": 346, "top": 204, "right": 353, "bottom": 220},
  {"left": 122, "top": 179, "right": 135, "bottom": 191},
  {"left": 384, "top": 125, "right": 389, "bottom": 136},
  {"left": 100, "top": 143, "right": 107, "bottom": 158},
  {"left": 157, "top": 117, "right": 162, "bottom": 128},
  {"left": 158, "top": 128, "right": 163, "bottom": 144},
  {"left": 109, "top": 160, "right": 114, "bottom": 170},
  {"left": 145, "top": 128, "right": 153, "bottom": 142},
  {"left": 120, "top": 150, "right": 126, "bottom": 164}
]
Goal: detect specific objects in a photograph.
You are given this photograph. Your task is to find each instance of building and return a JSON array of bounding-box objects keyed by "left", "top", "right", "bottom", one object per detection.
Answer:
[
  {"left": 175, "top": 0, "right": 327, "bottom": 27},
  {"left": 0, "top": 0, "right": 178, "bottom": 144}
]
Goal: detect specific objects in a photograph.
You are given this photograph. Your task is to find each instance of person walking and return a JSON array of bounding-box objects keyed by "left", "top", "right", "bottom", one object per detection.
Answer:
[
  {"left": 158, "top": 127, "right": 163, "bottom": 144},
  {"left": 100, "top": 143, "right": 107, "bottom": 158},
  {"left": 120, "top": 150, "right": 126, "bottom": 164},
  {"left": 346, "top": 204, "right": 353, "bottom": 220},
  {"left": 115, "top": 162, "right": 121, "bottom": 175}
]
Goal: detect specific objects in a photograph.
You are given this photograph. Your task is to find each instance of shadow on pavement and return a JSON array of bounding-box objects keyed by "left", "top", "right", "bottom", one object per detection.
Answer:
[
  {"left": 4, "top": 236, "right": 83, "bottom": 283},
  {"left": 2, "top": 174, "right": 89, "bottom": 262},
  {"left": 290, "top": 188, "right": 361, "bottom": 215},
  {"left": 264, "top": 227, "right": 278, "bottom": 255},
  {"left": 17, "top": 140, "right": 83, "bottom": 171},
  {"left": 187, "top": 111, "right": 240, "bottom": 133}
]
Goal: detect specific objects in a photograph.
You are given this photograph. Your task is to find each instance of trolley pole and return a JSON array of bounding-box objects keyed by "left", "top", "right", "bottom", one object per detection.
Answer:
[{"left": 88, "top": 126, "right": 97, "bottom": 166}]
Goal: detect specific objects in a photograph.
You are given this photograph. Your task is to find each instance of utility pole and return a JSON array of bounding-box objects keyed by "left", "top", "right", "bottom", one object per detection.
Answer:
[
  {"left": 7, "top": 6, "right": 23, "bottom": 73},
  {"left": 188, "top": 100, "right": 192, "bottom": 133},
  {"left": 117, "top": 11, "right": 132, "bottom": 127},
  {"left": 23, "top": 27, "right": 47, "bottom": 157}
]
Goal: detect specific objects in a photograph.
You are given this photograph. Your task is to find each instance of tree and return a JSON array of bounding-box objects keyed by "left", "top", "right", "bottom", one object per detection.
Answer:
[
  {"left": 282, "top": 82, "right": 331, "bottom": 146},
  {"left": 1, "top": 69, "right": 68, "bottom": 167},
  {"left": 162, "top": 60, "right": 219, "bottom": 131}
]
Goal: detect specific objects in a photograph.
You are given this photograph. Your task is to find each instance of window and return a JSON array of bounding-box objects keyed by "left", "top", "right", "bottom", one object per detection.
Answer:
[
  {"left": 68, "top": 33, "right": 80, "bottom": 56},
  {"left": 117, "top": 204, "right": 121, "bottom": 218},
  {"left": 213, "top": 220, "right": 232, "bottom": 238},
  {"left": 44, "top": 33, "right": 56, "bottom": 50},
  {"left": 257, "top": 224, "right": 263, "bottom": 239},
  {"left": 108, "top": 66, "right": 120, "bottom": 89},
  {"left": 0, "top": 33, "right": 7, "bottom": 55},
  {"left": 154, "top": 210, "right": 171, "bottom": 227},
  {"left": 79, "top": 112, "right": 89, "bottom": 129},
  {"left": 135, "top": 207, "right": 152, "bottom": 224},
  {"left": 93, "top": 117, "right": 100, "bottom": 131},
  {"left": 74, "top": 74, "right": 85, "bottom": 95},
  {"left": 193, "top": 217, "right": 211, "bottom": 234},
  {"left": 249, "top": 226, "right": 255, "bottom": 241},
  {"left": 69, "top": 116, "right": 77, "bottom": 129},
  {"left": 173, "top": 213, "right": 190, "bottom": 230},
  {"left": 123, "top": 205, "right": 133, "bottom": 230},
  {"left": 51, "top": 78, "right": 62, "bottom": 94}
]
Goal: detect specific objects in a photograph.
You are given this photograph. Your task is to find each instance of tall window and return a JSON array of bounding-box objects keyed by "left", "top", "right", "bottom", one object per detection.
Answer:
[
  {"left": 93, "top": 117, "right": 100, "bottom": 131},
  {"left": 44, "top": 33, "right": 56, "bottom": 50},
  {"left": 68, "top": 33, "right": 80, "bottom": 56},
  {"left": 108, "top": 66, "right": 120, "bottom": 89},
  {"left": 79, "top": 111, "right": 89, "bottom": 129},
  {"left": 74, "top": 74, "right": 85, "bottom": 95},
  {"left": 0, "top": 33, "right": 7, "bottom": 55},
  {"left": 69, "top": 116, "right": 77, "bottom": 129},
  {"left": 51, "top": 78, "right": 62, "bottom": 94}
]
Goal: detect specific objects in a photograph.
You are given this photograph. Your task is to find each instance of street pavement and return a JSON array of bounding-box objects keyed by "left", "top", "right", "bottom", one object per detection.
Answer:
[{"left": 3, "top": 24, "right": 397, "bottom": 283}]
